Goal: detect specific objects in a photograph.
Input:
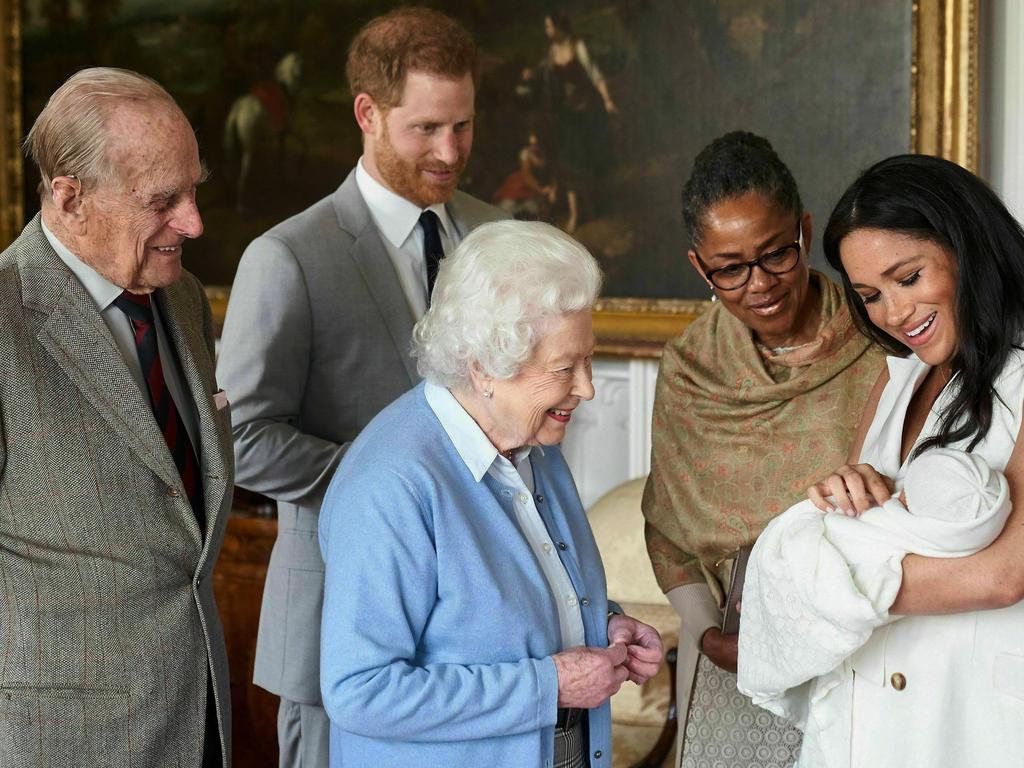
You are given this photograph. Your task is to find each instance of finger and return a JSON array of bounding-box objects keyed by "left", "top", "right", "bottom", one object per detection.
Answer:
[
  {"left": 627, "top": 643, "right": 663, "bottom": 663},
  {"left": 806, "top": 483, "right": 836, "bottom": 513},
  {"left": 827, "top": 468, "right": 868, "bottom": 518},
  {"left": 612, "top": 665, "right": 630, "bottom": 686},
  {"left": 841, "top": 464, "right": 895, "bottom": 514},
  {"left": 817, "top": 474, "right": 851, "bottom": 513},
  {"left": 605, "top": 643, "right": 628, "bottom": 666},
  {"left": 607, "top": 622, "right": 633, "bottom": 646},
  {"left": 632, "top": 623, "right": 663, "bottom": 649},
  {"left": 626, "top": 658, "right": 661, "bottom": 680},
  {"left": 861, "top": 466, "right": 894, "bottom": 506}
]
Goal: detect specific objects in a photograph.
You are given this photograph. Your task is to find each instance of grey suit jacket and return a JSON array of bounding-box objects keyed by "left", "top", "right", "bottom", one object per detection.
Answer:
[
  {"left": 217, "top": 170, "right": 506, "bottom": 703},
  {"left": 0, "top": 216, "right": 234, "bottom": 766}
]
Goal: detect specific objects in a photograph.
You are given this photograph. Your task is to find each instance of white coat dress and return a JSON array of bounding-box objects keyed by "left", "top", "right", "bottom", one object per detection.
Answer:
[{"left": 848, "top": 352, "right": 1024, "bottom": 767}]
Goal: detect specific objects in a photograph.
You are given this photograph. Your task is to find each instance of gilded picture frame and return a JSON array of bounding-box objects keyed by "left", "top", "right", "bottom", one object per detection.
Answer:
[{"left": 0, "top": 1, "right": 978, "bottom": 357}]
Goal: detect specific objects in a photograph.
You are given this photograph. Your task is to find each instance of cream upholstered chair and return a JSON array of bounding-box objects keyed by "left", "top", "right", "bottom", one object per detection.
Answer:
[{"left": 588, "top": 478, "right": 679, "bottom": 768}]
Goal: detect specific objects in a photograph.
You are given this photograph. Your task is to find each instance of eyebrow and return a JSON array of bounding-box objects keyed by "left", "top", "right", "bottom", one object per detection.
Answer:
[
  {"left": 144, "top": 167, "right": 210, "bottom": 204},
  {"left": 548, "top": 348, "right": 596, "bottom": 364},
  {"left": 706, "top": 227, "right": 796, "bottom": 261},
  {"left": 850, "top": 256, "right": 923, "bottom": 288}
]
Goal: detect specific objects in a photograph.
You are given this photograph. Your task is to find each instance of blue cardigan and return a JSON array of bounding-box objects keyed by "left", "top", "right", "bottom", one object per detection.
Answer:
[{"left": 319, "top": 384, "right": 613, "bottom": 767}]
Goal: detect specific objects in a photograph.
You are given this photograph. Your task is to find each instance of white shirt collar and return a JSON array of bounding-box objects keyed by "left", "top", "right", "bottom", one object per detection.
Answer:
[
  {"left": 424, "top": 381, "right": 536, "bottom": 483},
  {"left": 41, "top": 219, "right": 123, "bottom": 312},
  {"left": 355, "top": 157, "right": 454, "bottom": 249}
]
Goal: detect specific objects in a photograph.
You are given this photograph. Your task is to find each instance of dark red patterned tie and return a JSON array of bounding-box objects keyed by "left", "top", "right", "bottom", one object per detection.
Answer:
[{"left": 114, "top": 291, "right": 204, "bottom": 532}]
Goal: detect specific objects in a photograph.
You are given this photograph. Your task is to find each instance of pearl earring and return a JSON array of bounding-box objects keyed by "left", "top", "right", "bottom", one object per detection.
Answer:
[{"left": 483, "top": 388, "right": 493, "bottom": 399}]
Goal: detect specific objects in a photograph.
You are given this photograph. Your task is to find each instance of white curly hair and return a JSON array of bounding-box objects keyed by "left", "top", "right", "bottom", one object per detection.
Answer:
[{"left": 412, "top": 220, "right": 603, "bottom": 389}]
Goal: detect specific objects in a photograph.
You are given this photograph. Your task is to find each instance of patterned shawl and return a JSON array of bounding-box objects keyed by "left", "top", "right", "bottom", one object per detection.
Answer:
[{"left": 642, "top": 271, "right": 886, "bottom": 604}]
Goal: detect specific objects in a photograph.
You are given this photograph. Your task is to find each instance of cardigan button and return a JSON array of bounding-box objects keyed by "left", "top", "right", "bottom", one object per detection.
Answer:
[
  {"left": 558, "top": 541, "right": 567, "bottom": 551},
  {"left": 890, "top": 672, "right": 907, "bottom": 691},
  {"left": 535, "top": 494, "right": 544, "bottom": 503},
  {"left": 594, "top": 750, "right": 602, "bottom": 759},
  {"left": 581, "top": 597, "right": 590, "bottom": 606}
]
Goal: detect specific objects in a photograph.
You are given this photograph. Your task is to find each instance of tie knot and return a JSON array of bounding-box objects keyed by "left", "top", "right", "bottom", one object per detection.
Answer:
[
  {"left": 114, "top": 290, "right": 155, "bottom": 325},
  {"left": 419, "top": 209, "right": 441, "bottom": 236}
]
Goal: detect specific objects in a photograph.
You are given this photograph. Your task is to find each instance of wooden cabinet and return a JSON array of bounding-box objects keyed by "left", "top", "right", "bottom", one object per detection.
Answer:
[{"left": 212, "top": 494, "right": 280, "bottom": 767}]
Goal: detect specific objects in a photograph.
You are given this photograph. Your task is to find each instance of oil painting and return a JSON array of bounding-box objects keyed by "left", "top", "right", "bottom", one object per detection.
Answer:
[{"left": 4, "top": 0, "right": 977, "bottom": 348}]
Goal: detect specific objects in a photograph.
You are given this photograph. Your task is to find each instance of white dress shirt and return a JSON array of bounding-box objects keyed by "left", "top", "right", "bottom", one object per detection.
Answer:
[
  {"left": 41, "top": 220, "right": 200, "bottom": 452},
  {"left": 355, "top": 158, "right": 457, "bottom": 321},
  {"left": 424, "top": 381, "right": 586, "bottom": 650}
]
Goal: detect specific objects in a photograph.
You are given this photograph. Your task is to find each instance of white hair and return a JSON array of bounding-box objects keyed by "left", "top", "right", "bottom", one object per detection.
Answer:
[
  {"left": 413, "top": 220, "right": 603, "bottom": 389},
  {"left": 24, "top": 67, "right": 179, "bottom": 194}
]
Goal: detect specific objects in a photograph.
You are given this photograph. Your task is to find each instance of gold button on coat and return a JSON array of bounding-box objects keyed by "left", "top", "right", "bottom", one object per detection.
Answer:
[{"left": 890, "top": 672, "right": 906, "bottom": 691}]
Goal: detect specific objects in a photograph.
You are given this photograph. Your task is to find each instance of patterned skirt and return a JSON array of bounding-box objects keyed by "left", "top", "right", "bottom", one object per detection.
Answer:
[
  {"left": 554, "top": 710, "right": 587, "bottom": 768},
  {"left": 680, "top": 655, "right": 802, "bottom": 767}
]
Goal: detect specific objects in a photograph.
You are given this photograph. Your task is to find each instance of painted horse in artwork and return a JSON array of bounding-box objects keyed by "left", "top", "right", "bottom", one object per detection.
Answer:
[{"left": 224, "top": 51, "right": 303, "bottom": 214}]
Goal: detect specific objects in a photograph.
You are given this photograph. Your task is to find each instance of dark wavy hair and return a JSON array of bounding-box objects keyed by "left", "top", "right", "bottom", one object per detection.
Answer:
[
  {"left": 823, "top": 153, "right": 1024, "bottom": 456},
  {"left": 681, "top": 131, "right": 803, "bottom": 245}
]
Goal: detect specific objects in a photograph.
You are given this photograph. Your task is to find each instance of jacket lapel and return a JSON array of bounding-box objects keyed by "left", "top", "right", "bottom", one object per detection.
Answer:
[
  {"left": 156, "top": 282, "right": 231, "bottom": 547},
  {"left": 24, "top": 242, "right": 182, "bottom": 493},
  {"left": 332, "top": 174, "right": 419, "bottom": 385}
]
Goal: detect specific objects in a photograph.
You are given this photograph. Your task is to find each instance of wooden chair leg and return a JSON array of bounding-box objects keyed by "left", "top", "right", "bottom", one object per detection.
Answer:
[{"left": 628, "top": 646, "right": 678, "bottom": 768}]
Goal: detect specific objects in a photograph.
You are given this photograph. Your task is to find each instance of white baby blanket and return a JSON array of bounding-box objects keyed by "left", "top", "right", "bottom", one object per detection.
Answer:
[{"left": 736, "top": 449, "right": 1010, "bottom": 768}]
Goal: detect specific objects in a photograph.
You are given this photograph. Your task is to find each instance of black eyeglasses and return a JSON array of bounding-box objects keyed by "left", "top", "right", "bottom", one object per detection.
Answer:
[{"left": 695, "top": 229, "right": 803, "bottom": 291}]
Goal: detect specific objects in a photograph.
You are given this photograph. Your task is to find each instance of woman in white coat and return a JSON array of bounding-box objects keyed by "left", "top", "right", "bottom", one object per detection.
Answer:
[{"left": 807, "top": 154, "right": 1024, "bottom": 767}]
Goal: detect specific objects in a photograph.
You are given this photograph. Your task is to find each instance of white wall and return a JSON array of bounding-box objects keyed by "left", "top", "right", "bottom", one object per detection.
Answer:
[
  {"left": 983, "top": 0, "right": 1024, "bottom": 219},
  {"left": 560, "top": 357, "right": 659, "bottom": 509}
]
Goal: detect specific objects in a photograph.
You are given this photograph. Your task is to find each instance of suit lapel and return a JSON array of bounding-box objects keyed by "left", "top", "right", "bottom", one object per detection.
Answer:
[
  {"left": 26, "top": 247, "right": 182, "bottom": 493},
  {"left": 156, "top": 283, "right": 230, "bottom": 547},
  {"left": 446, "top": 190, "right": 498, "bottom": 239},
  {"left": 333, "top": 174, "right": 419, "bottom": 385}
]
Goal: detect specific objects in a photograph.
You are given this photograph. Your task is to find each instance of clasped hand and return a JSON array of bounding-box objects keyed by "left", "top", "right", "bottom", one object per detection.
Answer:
[
  {"left": 552, "top": 615, "right": 664, "bottom": 709},
  {"left": 807, "top": 462, "right": 896, "bottom": 516}
]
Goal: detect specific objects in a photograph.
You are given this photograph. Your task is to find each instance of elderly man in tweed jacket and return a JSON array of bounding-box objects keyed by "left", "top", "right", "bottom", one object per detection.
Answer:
[{"left": 0, "top": 68, "right": 233, "bottom": 766}]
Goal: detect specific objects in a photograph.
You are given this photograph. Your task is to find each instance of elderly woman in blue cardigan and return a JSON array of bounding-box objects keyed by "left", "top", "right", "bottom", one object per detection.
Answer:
[{"left": 318, "top": 220, "right": 663, "bottom": 768}]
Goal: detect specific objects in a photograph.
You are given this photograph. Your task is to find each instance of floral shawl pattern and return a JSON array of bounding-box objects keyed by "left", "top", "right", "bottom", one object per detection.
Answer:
[{"left": 641, "top": 272, "right": 886, "bottom": 603}]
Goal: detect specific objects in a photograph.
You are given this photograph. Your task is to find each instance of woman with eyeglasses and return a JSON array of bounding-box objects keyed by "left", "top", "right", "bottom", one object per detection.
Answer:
[{"left": 641, "top": 131, "right": 885, "bottom": 767}]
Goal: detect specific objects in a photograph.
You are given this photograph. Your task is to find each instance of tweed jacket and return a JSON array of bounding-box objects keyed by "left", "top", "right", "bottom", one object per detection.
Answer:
[
  {"left": 217, "top": 170, "right": 506, "bottom": 704},
  {"left": 0, "top": 216, "right": 234, "bottom": 767}
]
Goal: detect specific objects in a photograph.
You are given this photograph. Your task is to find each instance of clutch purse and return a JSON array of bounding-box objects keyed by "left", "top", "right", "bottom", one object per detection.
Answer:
[{"left": 721, "top": 544, "right": 752, "bottom": 636}]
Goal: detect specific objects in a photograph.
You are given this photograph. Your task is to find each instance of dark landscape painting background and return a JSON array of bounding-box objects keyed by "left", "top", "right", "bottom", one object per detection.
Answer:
[{"left": 21, "top": 0, "right": 912, "bottom": 298}]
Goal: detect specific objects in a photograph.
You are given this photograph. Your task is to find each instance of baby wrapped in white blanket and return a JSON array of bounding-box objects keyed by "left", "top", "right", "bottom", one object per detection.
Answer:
[{"left": 736, "top": 447, "right": 1010, "bottom": 768}]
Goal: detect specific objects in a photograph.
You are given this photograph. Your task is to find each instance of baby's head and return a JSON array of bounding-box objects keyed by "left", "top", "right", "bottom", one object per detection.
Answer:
[{"left": 902, "top": 448, "right": 1003, "bottom": 522}]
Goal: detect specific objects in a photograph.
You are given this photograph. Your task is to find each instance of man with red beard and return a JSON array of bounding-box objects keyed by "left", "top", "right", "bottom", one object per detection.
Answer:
[{"left": 216, "top": 7, "right": 505, "bottom": 767}]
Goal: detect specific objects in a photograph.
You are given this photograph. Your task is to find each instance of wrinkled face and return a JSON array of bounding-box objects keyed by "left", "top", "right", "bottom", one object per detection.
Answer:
[
  {"left": 840, "top": 228, "right": 959, "bottom": 367},
  {"left": 369, "top": 70, "right": 474, "bottom": 207},
  {"left": 486, "top": 311, "right": 596, "bottom": 450},
  {"left": 78, "top": 102, "right": 204, "bottom": 293},
  {"left": 688, "top": 192, "right": 812, "bottom": 346}
]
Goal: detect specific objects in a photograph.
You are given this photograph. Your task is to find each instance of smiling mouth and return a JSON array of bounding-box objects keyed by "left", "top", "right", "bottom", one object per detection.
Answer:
[
  {"left": 423, "top": 169, "right": 455, "bottom": 181},
  {"left": 905, "top": 312, "right": 936, "bottom": 338},
  {"left": 748, "top": 295, "right": 786, "bottom": 316},
  {"left": 547, "top": 408, "right": 572, "bottom": 423}
]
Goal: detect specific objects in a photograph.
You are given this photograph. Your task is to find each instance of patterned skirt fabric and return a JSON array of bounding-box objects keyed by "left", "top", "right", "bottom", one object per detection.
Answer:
[
  {"left": 554, "top": 718, "right": 587, "bottom": 768},
  {"left": 680, "top": 655, "right": 802, "bottom": 768}
]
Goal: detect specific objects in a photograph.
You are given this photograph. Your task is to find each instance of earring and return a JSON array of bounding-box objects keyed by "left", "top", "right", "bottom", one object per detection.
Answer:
[
  {"left": 709, "top": 285, "right": 717, "bottom": 302},
  {"left": 483, "top": 388, "right": 493, "bottom": 399}
]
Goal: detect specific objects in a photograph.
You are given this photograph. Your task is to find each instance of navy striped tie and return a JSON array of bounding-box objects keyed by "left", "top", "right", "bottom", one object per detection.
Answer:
[{"left": 114, "top": 291, "right": 204, "bottom": 532}]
